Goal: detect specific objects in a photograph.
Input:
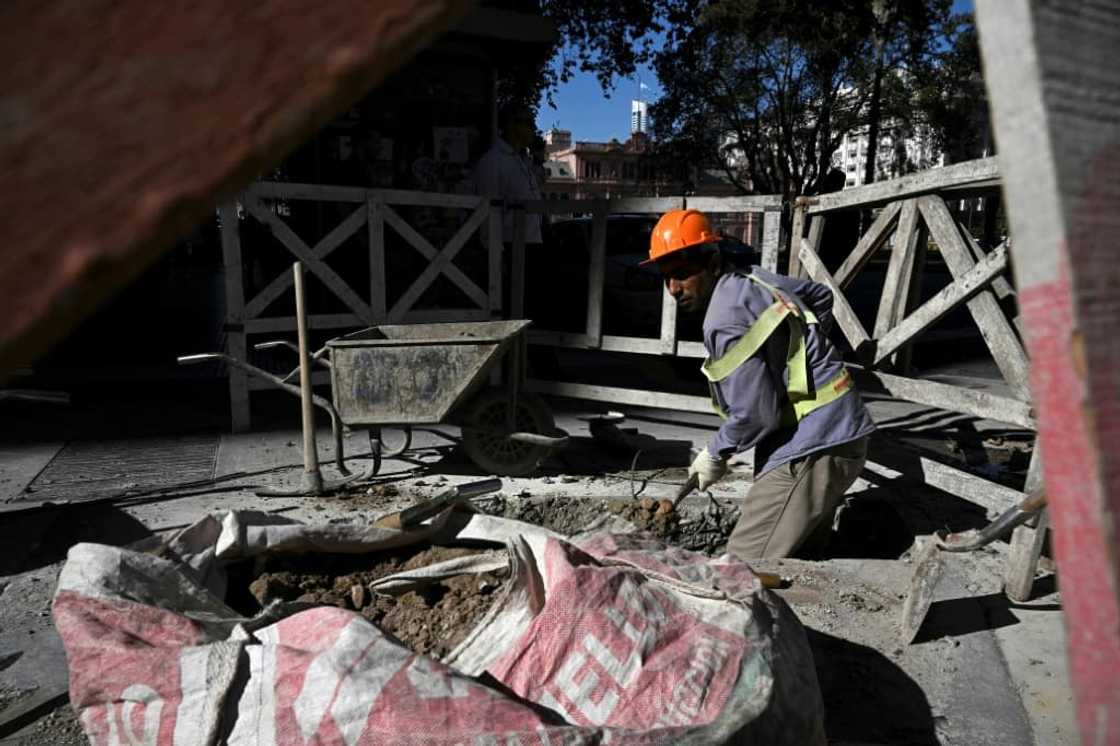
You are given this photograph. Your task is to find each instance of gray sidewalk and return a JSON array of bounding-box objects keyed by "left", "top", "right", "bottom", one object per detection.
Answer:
[{"left": 0, "top": 400, "right": 1072, "bottom": 744}]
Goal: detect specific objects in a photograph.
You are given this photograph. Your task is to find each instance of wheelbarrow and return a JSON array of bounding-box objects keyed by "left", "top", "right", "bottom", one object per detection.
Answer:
[{"left": 181, "top": 318, "right": 568, "bottom": 487}]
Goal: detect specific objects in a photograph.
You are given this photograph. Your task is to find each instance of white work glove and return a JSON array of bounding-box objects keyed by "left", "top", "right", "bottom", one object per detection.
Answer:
[{"left": 689, "top": 448, "right": 728, "bottom": 491}]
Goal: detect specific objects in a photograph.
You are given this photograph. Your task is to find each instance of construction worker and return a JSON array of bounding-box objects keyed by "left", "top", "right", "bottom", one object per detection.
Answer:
[{"left": 646, "top": 209, "right": 876, "bottom": 558}]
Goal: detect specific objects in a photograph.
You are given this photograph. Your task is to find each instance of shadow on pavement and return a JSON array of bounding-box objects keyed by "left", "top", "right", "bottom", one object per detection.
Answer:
[
  {"left": 0, "top": 504, "right": 154, "bottom": 574},
  {"left": 807, "top": 628, "right": 939, "bottom": 745}
]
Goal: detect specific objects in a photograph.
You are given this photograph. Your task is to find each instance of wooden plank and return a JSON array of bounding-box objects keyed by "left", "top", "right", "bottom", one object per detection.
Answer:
[
  {"left": 894, "top": 222, "right": 929, "bottom": 374},
  {"left": 808, "top": 157, "right": 1000, "bottom": 214},
  {"left": 242, "top": 197, "right": 374, "bottom": 323},
  {"left": 402, "top": 308, "right": 490, "bottom": 323},
  {"left": 372, "top": 188, "right": 484, "bottom": 210},
  {"left": 511, "top": 210, "right": 526, "bottom": 318},
  {"left": 522, "top": 199, "right": 595, "bottom": 216},
  {"left": 806, "top": 214, "right": 826, "bottom": 256},
  {"left": 799, "top": 238, "right": 872, "bottom": 356},
  {"left": 244, "top": 202, "right": 367, "bottom": 320},
  {"left": 527, "top": 330, "right": 592, "bottom": 347},
  {"left": 977, "top": 2, "right": 1120, "bottom": 734},
  {"left": 685, "top": 194, "right": 783, "bottom": 212},
  {"left": 218, "top": 202, "right": 250, "bottom": 432},
  {"left": 526, "top": 379, "right": 713, "bottom": 414},
  {"left": 834, "top": 200, "right": 903, "bottom": 289},
  {"left": 526, "top": 330, "right": 706, "bottom": 358},
  {"left": 608, "top": 197, "right": 684, "bottom": 213},
  {"left": 245, "top": 313, "right": 362, "bottom": 334},
  {"left": 918, "top": 195, "right": 1031, "bottom": 399},
  {"left": 368, "top": 198, "right": 387, "bottom": 322},
  {"left": 873, "top": 244, "right": 1009, "bottom": 365},
  {"left": 488, "top": 205, "right": 502, "bottom": 315},
  {"left": 387, "top": 203, "right": 490, "bottom": 321},
  {"left": 659, "top": 285, "right": 678, "bottom": 355},
  {"left": 585, "top": 202, "right": 608, "bottom": 347},
  {"left": 247, "top": 181, "right": 367, "bottom": 203},
  {"left": 760, "top": 209, "right": 781, "bottom": 272},
  {"left": 381, "top": 203, "right": 488, "bottom": 308},
  {"left": 865, "top": 438, "right": 1024, "bottom": 516},
  {"left": 788, "top": 201, "right": 807, "bottom": 277},
  {"left": 873, "top": 200, "right": 922, "bottom": 341},
  {"left": 852, "top": 366, "right": 1034, "bottom": 428},
  {"left": 1006, "top": 445, "right": 1047, "bottom": 602},
  {"left": 961, "top": 227, "right": 1015, "bottom": 301}
]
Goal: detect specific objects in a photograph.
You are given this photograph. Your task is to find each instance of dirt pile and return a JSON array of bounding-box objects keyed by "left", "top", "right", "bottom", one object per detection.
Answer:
[
  {"left": 229, "top": 546, "right": 506, "bottom": 659},
  {"left": 606, "top": 497, "right": 679, "bottom": 537}
]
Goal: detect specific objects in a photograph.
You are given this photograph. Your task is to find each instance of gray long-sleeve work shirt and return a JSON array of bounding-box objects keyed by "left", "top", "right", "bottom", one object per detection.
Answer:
[{"left": 704, "top": 267, "right": 875, "bottom": 476}]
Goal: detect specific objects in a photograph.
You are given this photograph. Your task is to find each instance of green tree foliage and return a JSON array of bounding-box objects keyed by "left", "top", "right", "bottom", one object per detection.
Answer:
[
  {"left": 912, "top": 19, "right": 989, "bottom": 163},
  {"left": 491, "top": 0, "right": 664, "bottom": 118},
  {"left": 648, "top": 0, "right": 960, "bottom": 197}
]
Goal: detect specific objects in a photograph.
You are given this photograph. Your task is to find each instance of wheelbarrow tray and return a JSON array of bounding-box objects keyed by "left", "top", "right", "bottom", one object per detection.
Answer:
[{"left": 326, "top": 320, "right": 530, "bottom": 427}]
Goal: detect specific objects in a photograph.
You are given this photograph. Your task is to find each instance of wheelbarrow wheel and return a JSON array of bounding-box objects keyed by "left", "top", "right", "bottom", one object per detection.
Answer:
[{"left": 462, "top": 389, "right": 555, "bottom": 477}]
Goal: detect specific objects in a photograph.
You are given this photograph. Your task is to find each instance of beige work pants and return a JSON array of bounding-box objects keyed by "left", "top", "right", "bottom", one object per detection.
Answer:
[{"left": 726, "top": 437, "right": 868, "bottom": 559}]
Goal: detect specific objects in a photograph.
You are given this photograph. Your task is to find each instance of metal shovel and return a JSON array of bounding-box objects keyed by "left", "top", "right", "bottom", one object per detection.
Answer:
[{"left": 900, "top": 488, "right": 1047, "bottom": 643}]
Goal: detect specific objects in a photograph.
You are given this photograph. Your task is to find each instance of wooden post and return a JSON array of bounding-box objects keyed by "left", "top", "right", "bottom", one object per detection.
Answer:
[
  {"left": 873, "top": 200, "right": 924, "bottom": 369},
  {"left": 488, "top": 201, "right": 503, "bottom": 318},
  {"left": 977, "top": 1, "right": 1120, "bottom": 739},
  {"left": 293, "top": 262, "right": 322, "bottom": 493},
  {"left": 760, "top": 209, "right": 781, "bottom": 272},
  {"left": 787, "top": 199, "right": 807, "bottom": 277},
  {"left": 368, "top": 197, "right": 386, "bottom": 322},
  {"left": 659, "top": 283, "right": 678, "bottom": 355},
  {"left": 219, "top": 202, "right": 250, "bottom": 432},
  {"left": 873, "top": 200, "right": 920, "bottom": 339},
  {"left": 511, "top": 209, "right": 526, "bottom": 319},
  {"left": 585, "top": 201, "right": 608, "bottom": 347},
  {"left": 1005, "top": 445, "right": 1047, "bottom": 602}
]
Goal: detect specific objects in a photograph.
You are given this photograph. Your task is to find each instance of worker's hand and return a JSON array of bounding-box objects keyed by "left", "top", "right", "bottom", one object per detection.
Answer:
[{"left": 689, "top": 448, "right": 728, "bottom": 490}]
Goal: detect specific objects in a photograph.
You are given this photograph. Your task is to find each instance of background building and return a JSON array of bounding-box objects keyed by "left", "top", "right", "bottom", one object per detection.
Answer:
[
  {"left": 630, "top": 100, "right": 648, "bottom": 135},
  {"left": 832, "top": 121, "right": 947, "bottom": 187}
]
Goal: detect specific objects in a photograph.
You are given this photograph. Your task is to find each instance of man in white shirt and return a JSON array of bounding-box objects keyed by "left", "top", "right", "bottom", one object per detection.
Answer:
[{"left": 474, "top": 106, "right": 543, "bottom": 246}]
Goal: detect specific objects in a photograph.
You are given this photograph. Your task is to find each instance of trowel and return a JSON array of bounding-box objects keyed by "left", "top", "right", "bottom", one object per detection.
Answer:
[{"left": 899, "top": 488, "right": 1047, "bottom": 643}]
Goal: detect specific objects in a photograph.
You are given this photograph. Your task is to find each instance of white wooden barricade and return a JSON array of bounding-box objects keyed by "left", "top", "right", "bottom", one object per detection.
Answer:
[
  {"left": 220, "top": 182, "right": 503, "bottom": 431},
  {"left": 517, "top": 194, "right": 783, "bottom": 376}
]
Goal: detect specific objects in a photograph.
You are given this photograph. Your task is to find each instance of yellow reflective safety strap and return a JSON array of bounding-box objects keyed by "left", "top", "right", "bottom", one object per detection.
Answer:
[
  {"left": 702, "top": 272, "right": 835, "bottom": 423},
  {"left": 785, "top": 368, "right": 855, "bottom": 424},
  {"left": 700, "top": 299, "right": 792, "bottom": 382}
]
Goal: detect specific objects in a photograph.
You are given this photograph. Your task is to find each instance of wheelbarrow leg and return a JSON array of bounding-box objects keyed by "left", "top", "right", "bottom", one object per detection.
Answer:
[{"left": 366, "top": 427, "right": 383, "bottom": 479}]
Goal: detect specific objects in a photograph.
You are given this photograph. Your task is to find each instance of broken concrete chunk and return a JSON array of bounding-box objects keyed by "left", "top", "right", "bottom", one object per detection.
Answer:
[
  {"left": 249, "top": 576, "right": 301, "bottom": 606},
  {"left": 351, "top": 584, "right": 368, "bottom": 609}
]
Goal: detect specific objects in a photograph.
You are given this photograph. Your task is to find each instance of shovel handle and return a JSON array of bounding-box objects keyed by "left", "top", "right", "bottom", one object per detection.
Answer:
[{"left": 672, "top": 473, "right": 700, "bottom": 508}]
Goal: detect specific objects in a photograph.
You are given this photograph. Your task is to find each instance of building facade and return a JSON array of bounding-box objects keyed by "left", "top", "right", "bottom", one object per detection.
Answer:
[{"left": 832, "top": 122, "right": 946, "bottom": 187}]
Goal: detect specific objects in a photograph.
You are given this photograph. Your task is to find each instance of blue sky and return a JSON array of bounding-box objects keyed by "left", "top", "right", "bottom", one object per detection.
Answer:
[{"left": 537, "top": 0, "right": 975, "bottom": 144}]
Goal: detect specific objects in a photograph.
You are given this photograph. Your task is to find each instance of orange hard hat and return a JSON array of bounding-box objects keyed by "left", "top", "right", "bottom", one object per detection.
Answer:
[{"left": 644, "top": 209, "right": 721, "bottom": 264}]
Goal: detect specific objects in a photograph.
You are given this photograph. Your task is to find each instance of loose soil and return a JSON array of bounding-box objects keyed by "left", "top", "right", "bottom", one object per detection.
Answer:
[
  {"left": 227, "top": 545, "right": 506, "bottom": 660},
  {"left": 484, "top": 493, "right": 741, "bottom": 555}
]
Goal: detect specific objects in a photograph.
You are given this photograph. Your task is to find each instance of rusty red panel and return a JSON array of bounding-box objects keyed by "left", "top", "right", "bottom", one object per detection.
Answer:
[{"left": 0, "top": 0, "right": 473, "bottom": 370}]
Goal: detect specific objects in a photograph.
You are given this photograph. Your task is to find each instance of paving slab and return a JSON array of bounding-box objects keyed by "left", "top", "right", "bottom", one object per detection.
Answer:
[{"left": 0, "top": 442, "right": 63, "bottom": 508}]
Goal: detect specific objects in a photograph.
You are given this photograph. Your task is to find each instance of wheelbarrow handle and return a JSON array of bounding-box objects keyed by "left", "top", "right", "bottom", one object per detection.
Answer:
[{"left": 253, "top": 341, "right": 333, "bottom": 373}]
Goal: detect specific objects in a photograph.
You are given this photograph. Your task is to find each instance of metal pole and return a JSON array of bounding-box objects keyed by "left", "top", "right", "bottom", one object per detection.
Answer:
[{"left": 294, "top": 261, "right": 323, "bottom": 493}]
